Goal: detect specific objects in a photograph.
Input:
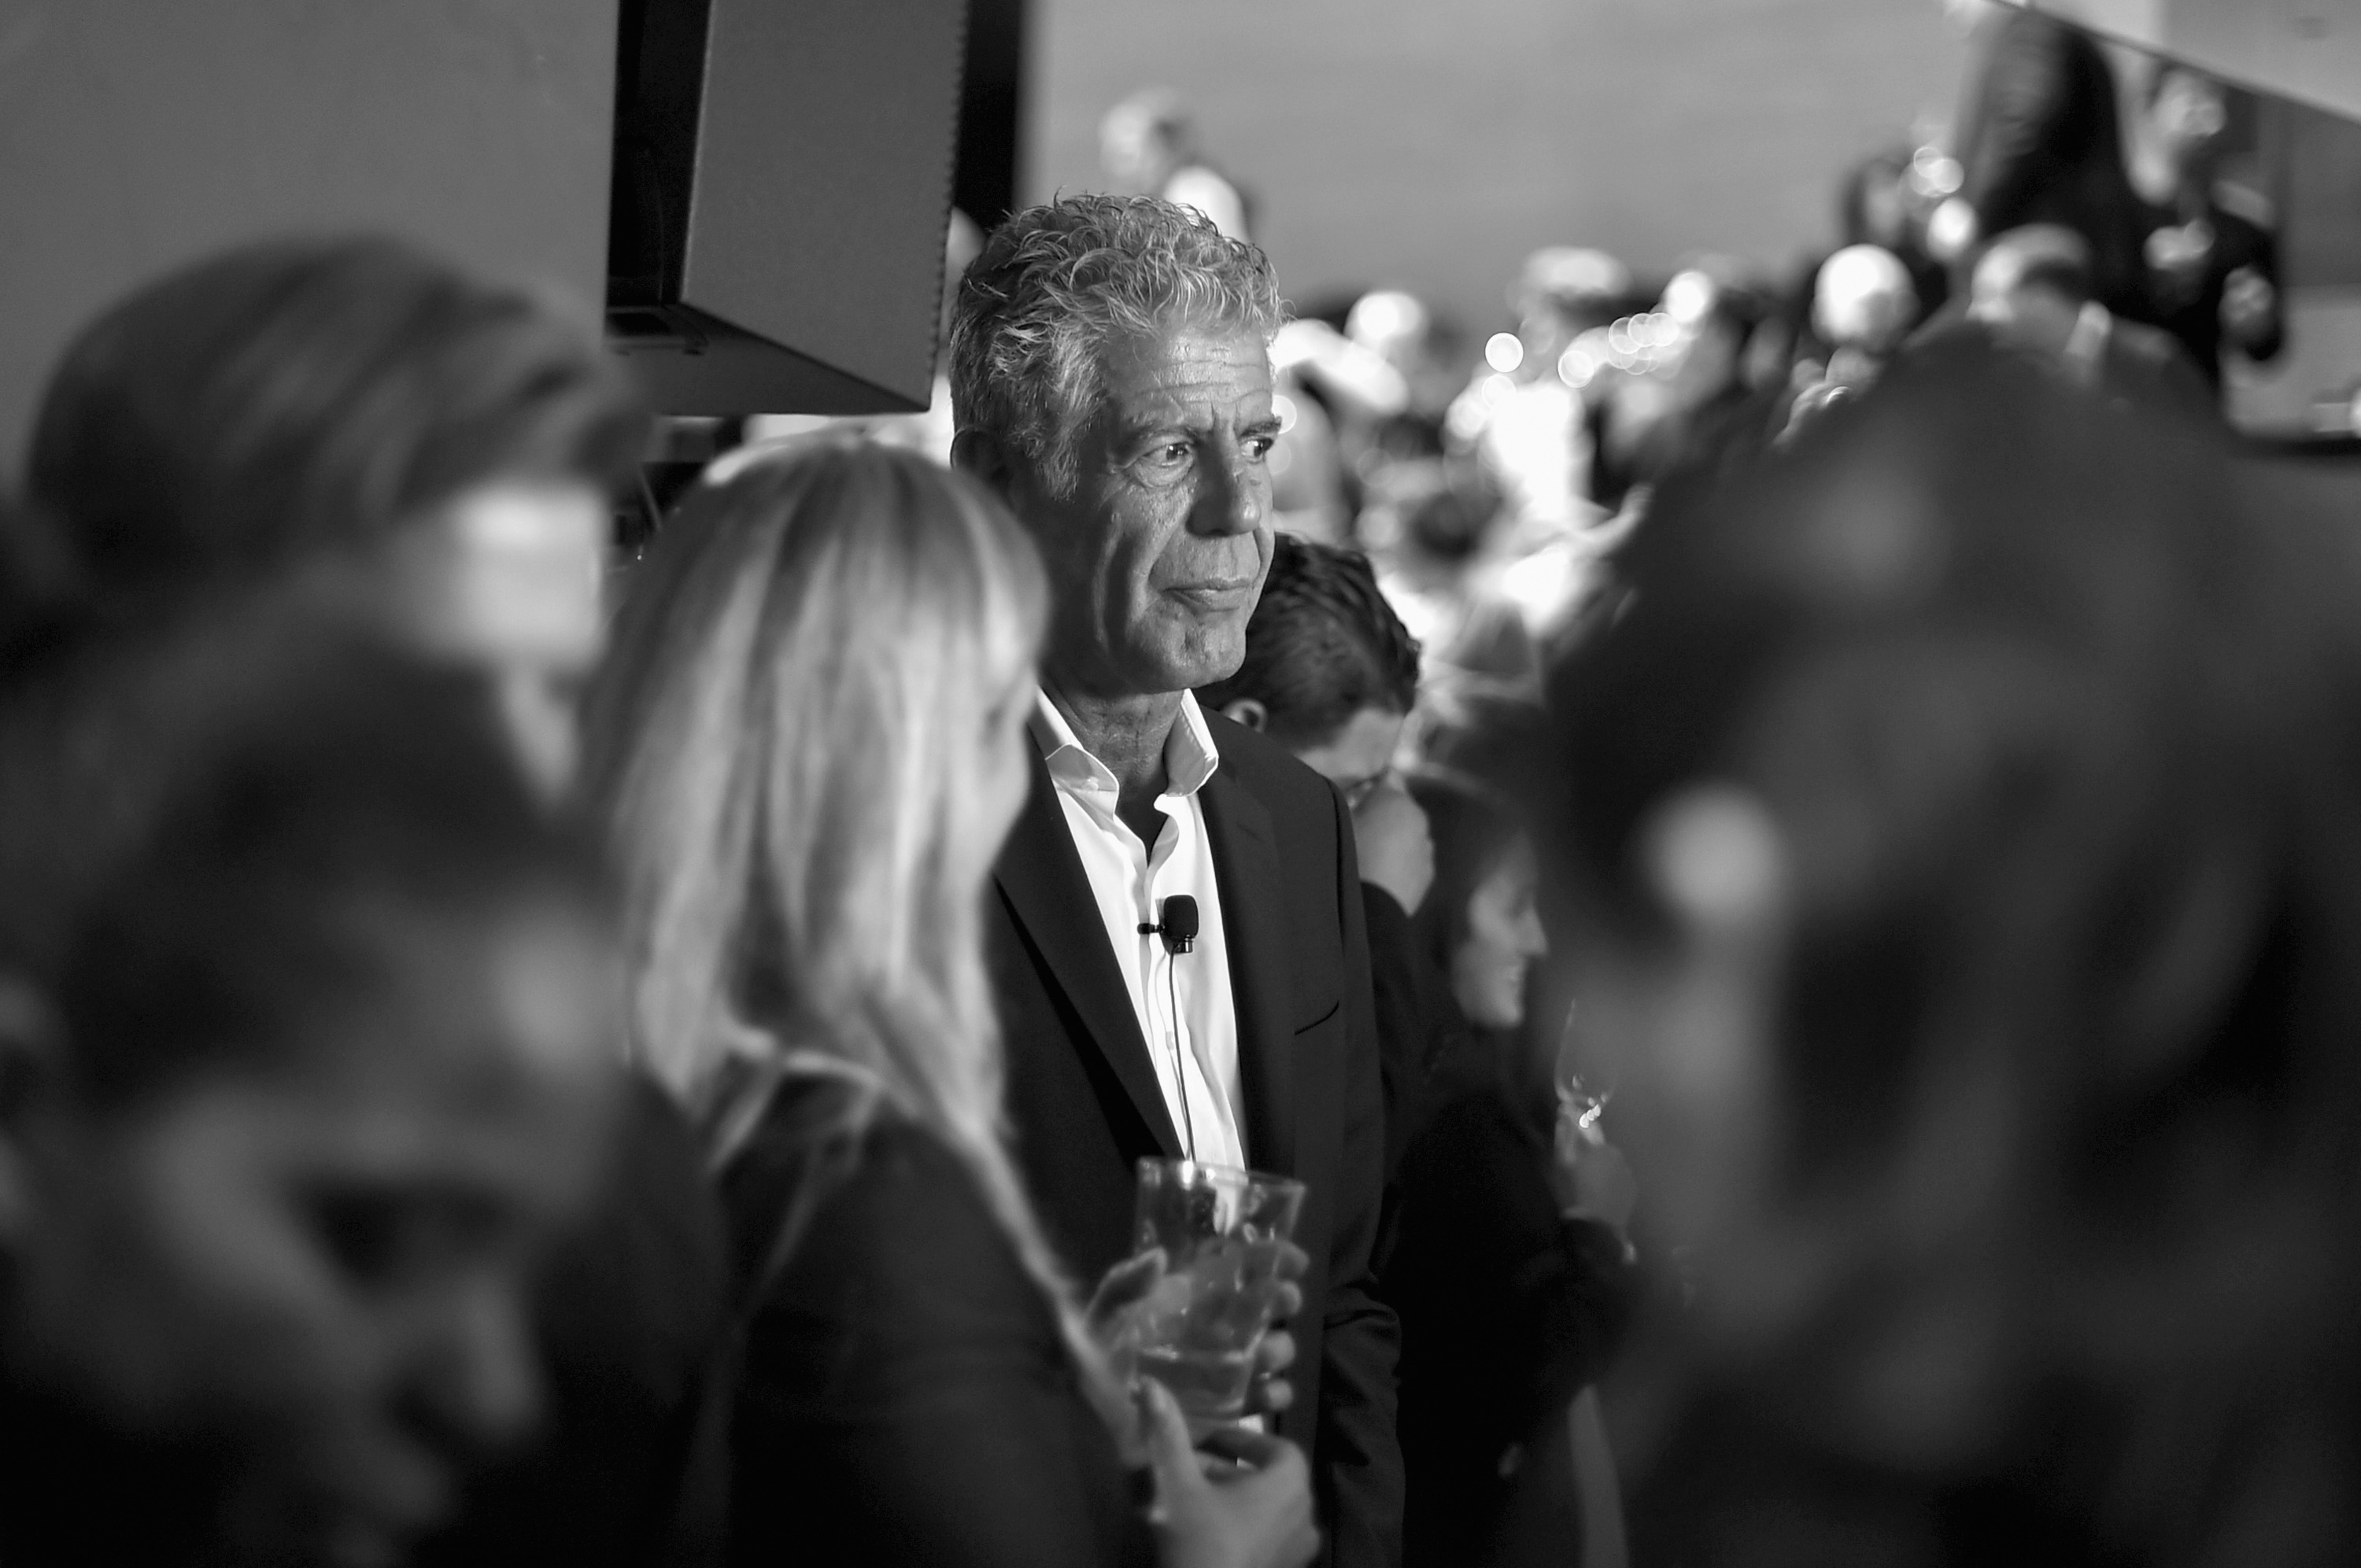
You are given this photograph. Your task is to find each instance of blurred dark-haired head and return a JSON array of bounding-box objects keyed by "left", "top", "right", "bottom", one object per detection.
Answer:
[
  {"left": 0, "top": 604, "right": 618, "bottom": 1566},
  {"left": 1530, "top": 336, "right": 2361, "bottom": 1559},
  {"left": 1520, "top": 340, "right": 2361, "bottom": 1558},
  {"left": 1200, "top": 532, "right": 1420, "bottom": 773},
  {"left": 24, "top": 234, "right": 648, "bottom": 791}
]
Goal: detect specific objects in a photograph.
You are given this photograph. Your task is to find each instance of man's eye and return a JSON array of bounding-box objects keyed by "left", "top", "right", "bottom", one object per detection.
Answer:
[
  {"left": 1144, "top": 441, "right": 1193, "bottom": 467},
  {"left": 1245, "top": 436, "right": 1277, "bottom": 462}
]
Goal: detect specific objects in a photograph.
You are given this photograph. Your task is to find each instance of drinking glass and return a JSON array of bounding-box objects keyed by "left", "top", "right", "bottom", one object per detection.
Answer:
[{"left": 1129, "top": 1158, "right": 1306, "bottom": 1426}]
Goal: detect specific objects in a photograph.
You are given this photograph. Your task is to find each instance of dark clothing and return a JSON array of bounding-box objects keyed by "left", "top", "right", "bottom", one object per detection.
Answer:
[
  {"left": 1954, "top": 9, "right": 2152, "bottom": 322},
  {"left": 2095, "top": 314, "right": 2219, "bottom": 422},
  {"left": 1906, "top": 312, "right": 2215, "bottom": 428},
  {"left": 1361, "top": 881, "right": 1467, "bottom": 1187},
  {"left": 988, "top": 710, "right": 1404, "bottom": 1568},
  {"left": 2143, "top": 188, "right": 2284, "bottom": 389},
  {"left": 719, "top": 1077, "right": 1155, "bottom": 1568},
  {"left": 1386, "top": 1035, "right": 1640, "bottom": 1568},
  {"left": 419, "top": 1075, "right": 731, "bottom": 1568},
  {"left": 0, "top": 1382, "right": 234, "bottom": 1566},
  {"left": 1591, "top": 382, "right": 1780, "bottom": 515}
]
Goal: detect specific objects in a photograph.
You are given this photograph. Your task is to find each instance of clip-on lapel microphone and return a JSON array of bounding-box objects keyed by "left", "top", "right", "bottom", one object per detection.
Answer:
[{"left": 1138, "top": 894, "right": 1199, "bottom": 954}]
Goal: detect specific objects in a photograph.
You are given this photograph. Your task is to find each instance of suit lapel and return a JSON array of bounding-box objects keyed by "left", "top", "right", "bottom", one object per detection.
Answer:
[
  {"left": 1199, "top": 762, "right": 1298, "bottom": 1177},
  {"left": 995, "top": 754, "right": 1184, "bottom": 1157}
]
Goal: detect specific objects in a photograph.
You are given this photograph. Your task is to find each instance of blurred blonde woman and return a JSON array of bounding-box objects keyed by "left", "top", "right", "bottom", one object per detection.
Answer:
[{"left": 586, "top": 442, "right": 1317, "bottom": 1568}]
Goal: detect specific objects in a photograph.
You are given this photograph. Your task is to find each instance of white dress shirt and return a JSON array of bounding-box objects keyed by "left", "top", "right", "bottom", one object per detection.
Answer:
[{"left": 1030, "top": 689, "right": 1247, "bottom": 1170}]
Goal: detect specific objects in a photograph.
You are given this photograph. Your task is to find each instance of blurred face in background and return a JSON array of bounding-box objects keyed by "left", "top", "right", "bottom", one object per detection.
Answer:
[
  {"left": 5, "top": 902, "right": 615, "bottom": 1567},
  {"left": 1450, "top": 837, "right": 1546, "bottom": 1028},
  {"left": 1282, "top": 703, "right": 1435, "bottom": 914},
  {"left": 1099, "top": 104, "right": 1180, "bottom": 193},
  {"left": 377, "top": 479, "right": 612, "bottom": 796},
  {"left": 1012, "top": 323, "right": 1277, "bottom": 700},
  {"left": 1969, "top": 252, "right": 2085, "bottom": 360},
  {"left": 1290, "top": 703, "right": 1405, "bottom": 810}
]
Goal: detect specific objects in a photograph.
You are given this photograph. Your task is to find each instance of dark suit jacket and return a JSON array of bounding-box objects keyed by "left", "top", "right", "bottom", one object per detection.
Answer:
[
  {"left": 721, "top": 1079, "right": 1155, "bottom": 1568},
  {"left": 988, "top": 708, "right": 1404, "bottom": 1568}
]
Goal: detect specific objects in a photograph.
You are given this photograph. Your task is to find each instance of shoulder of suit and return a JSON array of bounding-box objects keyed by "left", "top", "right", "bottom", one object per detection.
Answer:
[{"left": 1200, "top": 708, "right": 1344, "bottom": 813}]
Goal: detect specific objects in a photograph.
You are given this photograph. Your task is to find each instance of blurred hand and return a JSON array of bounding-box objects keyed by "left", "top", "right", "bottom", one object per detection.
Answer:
[
  {"left": 1242, "top": 1241, "right": 1307, "bottom": 1419},
  {"left": 1551, "top": 1114, "right": 1639, "bottom": 1234},
  {"left": 1144, "top": 1382, "right": 1320, "bottom": 1568},
  {"left": 1088, "top": 1248, "right": 1166, "bottom": 1336},
  {"left": 1353, "top": 776, "right": 1434, "bottom": 915},
  {"left": 2221, "top": 265, "right": 2278, "bottom": 351},
  {"left": 1088, "top": 1247, "right": 1165, "bottom": 1389}
]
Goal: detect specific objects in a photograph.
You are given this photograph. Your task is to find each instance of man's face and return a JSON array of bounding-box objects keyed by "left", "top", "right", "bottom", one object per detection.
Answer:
[
  {"left": 1292, "top": 703, "right": 1407, "bottom": 810},
  {"left": 1012, "top": 324, "right": 1278, "bottom": 700},
  {"left": 8, "top": 906, "right": 615, "bottom": 1567}
]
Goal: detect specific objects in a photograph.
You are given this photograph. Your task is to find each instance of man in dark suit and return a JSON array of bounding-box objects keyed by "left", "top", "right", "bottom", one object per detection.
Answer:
[{"left": 950, "top": 194, "right": 1403, "bottom": 1568}]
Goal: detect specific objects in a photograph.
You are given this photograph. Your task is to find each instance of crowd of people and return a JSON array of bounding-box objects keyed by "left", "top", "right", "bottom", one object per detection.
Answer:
[{"left": 0, "top": 9, "right": 2356, "bottom": 1568}]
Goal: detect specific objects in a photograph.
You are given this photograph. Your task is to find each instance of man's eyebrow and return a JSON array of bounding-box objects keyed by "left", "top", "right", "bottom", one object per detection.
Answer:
[
  {"left": 1109, "top": 419, "right": 1192, "bottom": 453},
  {"left": 1241, "top": 414, "right": 1284, "bottom": 438}
]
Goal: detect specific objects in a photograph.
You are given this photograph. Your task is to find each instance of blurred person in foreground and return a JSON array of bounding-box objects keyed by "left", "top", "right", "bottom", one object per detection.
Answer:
[
  {"left": 1102, "top": 88, "right": 1255, "bottom": 242},
  {"left": 0, "top": 609, "right": 619, "bottom": 1566},
  {"left": 1196, "top": 534, "right": 1436, "bottom": 1169},
  {"left": 1959, "top": 224, "right": 2212, "bottom": 420},
  {"left": 586, "top": 441, "right": 1316, "bottom": 1568},
  {"left": 1388, "top": 776, "right": 1639, "bottom": 1568},
  {"left": 2127, "top": 59, "right": 2284, "bottom": 391},
  {"left": 950, "top": 195, "right": 1402, "bottom": 1567},
  {"left": 23, "top": 234, "right": 647, "bottom": 796},
  {"left": 17, "top": 234, "right": 725, "bottom": 1568},
  {"left": 1530, "top": 334, "right": 2361, "bottom": 1564}
]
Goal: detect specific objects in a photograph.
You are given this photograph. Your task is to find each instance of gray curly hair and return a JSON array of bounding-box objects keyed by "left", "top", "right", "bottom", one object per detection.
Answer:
[{"left": 949, "top": 194, "right": 1284, "bottom": 499}]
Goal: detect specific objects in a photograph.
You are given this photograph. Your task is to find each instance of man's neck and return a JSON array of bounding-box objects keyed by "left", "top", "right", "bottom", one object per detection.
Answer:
[{"left": 1045, "top": 681, "right": 1184, "bottom": 840}]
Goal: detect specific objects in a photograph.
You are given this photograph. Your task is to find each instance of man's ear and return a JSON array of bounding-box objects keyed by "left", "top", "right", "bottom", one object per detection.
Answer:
[
  {"left": 1220, "top": 698, "right": 1269, "bottom": 733},
  {"left": 0, "top": 974, "right": 63, "bottom": 1248},
  {"left": 951, "top": 430, "right": 1015, "bottom": 499}
]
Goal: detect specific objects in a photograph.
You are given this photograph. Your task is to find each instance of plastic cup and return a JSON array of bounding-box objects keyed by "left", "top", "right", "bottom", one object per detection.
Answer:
[{"left": 1128, "top": 1158, "right": 1306, "bottom": 1425}]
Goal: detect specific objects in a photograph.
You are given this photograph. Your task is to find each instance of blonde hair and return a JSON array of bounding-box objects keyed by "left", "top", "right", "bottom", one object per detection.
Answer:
[{"left": 585, "top": 441, "right": 1124, "bottom": 1424}]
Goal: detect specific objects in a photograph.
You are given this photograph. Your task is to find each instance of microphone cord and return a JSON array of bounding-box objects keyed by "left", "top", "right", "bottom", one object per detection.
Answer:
[{"left": 1166, "top": 939, "right": 1196, "bottom": 1160}]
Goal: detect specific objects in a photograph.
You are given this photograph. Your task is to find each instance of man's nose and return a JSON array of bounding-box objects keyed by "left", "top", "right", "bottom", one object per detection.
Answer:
[{"left": 1192, "top": 443, "right": 1265, "bottom": 537}]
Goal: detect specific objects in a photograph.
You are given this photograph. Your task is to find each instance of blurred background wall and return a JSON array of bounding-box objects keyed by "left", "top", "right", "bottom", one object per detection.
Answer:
[{"left": 1028, "top": 0, "right": 1968, "bottom": 333}]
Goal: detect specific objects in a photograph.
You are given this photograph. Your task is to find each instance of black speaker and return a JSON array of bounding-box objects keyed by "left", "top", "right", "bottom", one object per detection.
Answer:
[
  {"left": 608, "top": 0, "right": 970, "bottom": 415},
  {"left": 0, "top": 0, "right": 619, "bottom": 469}
]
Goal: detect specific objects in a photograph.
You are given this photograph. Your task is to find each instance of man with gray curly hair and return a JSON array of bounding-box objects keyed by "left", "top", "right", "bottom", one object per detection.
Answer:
[{"left": 955, "top": 195, "right": 1403, "bottom": 1568}]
